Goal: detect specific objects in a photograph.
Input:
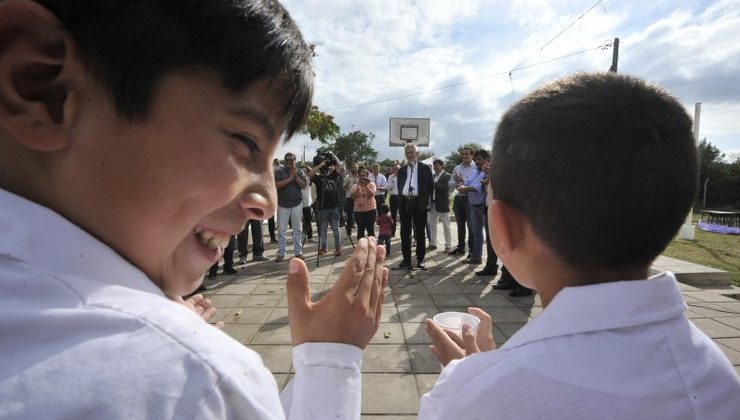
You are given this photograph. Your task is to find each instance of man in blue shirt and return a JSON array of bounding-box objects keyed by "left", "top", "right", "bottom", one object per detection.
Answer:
[{"left": 457, "top": 150, "right": 489, "bottom": 264}]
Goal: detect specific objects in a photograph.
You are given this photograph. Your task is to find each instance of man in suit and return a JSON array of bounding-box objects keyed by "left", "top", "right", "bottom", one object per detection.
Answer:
[
  {"left": 397, "top": 143, "right": 435, "bottom": 269},
  {"left": 428, "top": 159, "right": 452, "bottom": 253}
]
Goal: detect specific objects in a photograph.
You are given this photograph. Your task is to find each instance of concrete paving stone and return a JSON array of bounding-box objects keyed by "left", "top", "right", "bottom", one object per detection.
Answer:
[
  {"left": 362, "top": 374, "right": 420, "bottom": 415},
  {"left": 362, "top": 416, "right": 417, "bottom": 420},
  {"left": 432, "top": 294, "right": 474, "bottom": 306},
  {"left": 393, "top": 293, "right": 435, "bottom": 306},
  {"left": 715, "top": 342, "right": 740, "bottom": 365},
  {"left": 469, "top": 293, "right": 515, "bottom": 307},
  {"left": 460, "top": 281, "right": 495, "bottom": 294},
  {"left": 715, "top": 336, "right": 740, "bottom": 352},
  {"left": 242, "top": 294, "right": 281, "bottom": 307},
  {"left": 265, "top": 307, "right": 290, "bottom": 324},
  {"left": 423, "top": 281, "right": 465, "bottom": 294},
  {"left": 208, "top": 308, "right": 229, "bottom": 324},
  {"left": 372, "top": 323, "right": 406, "bottom": 344},
  {"left": 222, "top": 323, "right": 259, "bottom": 344},
  {"left": 250, "top": 284, "right": 287, "bottom": 295},
  {"left": 495, "top": 322, "right": 527, "bottom": 339},
  {"left": 683, "top": 291, "right": 737, "bottom": 303},
  {"left": 403, "top": 323, "right": 432, "bottom": 344},
  {"left": 223, "top": 307, "right": 273, "bottom": 324},
  {"left": 482, "top": 306, "right": 531, "bottom": 322},
  {"left": 398, "top": 306, "right": 438, "bottom": 323},
  {"left": 507, "top": 293, "right": 542, "bottom": 307},
  {"left": 716, "top": 302, "right": 740, "bottom": 314},
  {"left": 362, "top": 344, "right": 412, "bottom": 373},
  {"left": 415, "top": 373, "right": 440, "bottom": 396},
  {"left": 379, "top": 305, "right": 401, "bottom": 323},
  {"left": 691, "top": 318, "right": 740, "bottom": 339},
  {"left": 273, "top": 373, "right": 290, "bottom": 392},
  {"left": 518, "top": 306, "right": 543, "bottom": 318},
  {"left": 685, "top": 303, "right": 739, "bottom": 318},
  {"left": 250, "top": 323, "right": 293, "bottom": 345},
  {"left": 716, "top": 317, "right": 740, "bottom": 330},
  {"left": 250, "top": 345, "right": 293, "bottom": 374},
  {"left": 407, "top": 344, "right": 442, "bottom": 374},
  {"left": 390, "top": 283, "right": 428, "bottom": 294},
  {"left": 208, "top": 294, "right": 247, "bottom": 308},
  {"left": 437, "top": 306, "right": 472, "bottom": 314},
  {"left": 208, "top": 284, "right": 257, "bottom": 295}
]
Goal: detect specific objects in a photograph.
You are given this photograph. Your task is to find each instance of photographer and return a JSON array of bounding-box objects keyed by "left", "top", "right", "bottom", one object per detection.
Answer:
[{"left": 307, "top": 152, "right": 344, "bottom": 256}]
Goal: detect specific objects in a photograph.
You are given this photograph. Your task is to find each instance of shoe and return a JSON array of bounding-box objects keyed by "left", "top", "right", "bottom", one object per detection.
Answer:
[
  {"left": 294, "top": 254, "right": 305, "bottom": 260},
  {"left": 510, "top": 287, "right": 533, "bottom": 297},
  {"left": 398, "top": 260, "right": 411, "bottom": 268},
  {"left": 444, "top": 246, "right": 452, "bottom": 253},
  {"left": 253, "top": 255, "right": 269, "bottom": 262},
  {"left": 238, "top": 256, "right": 247, "bottom": 265},
  {"left": 476, "top": 265, "right": 498, "bottom": 276},
  {"left": 207, "top": 271, "right": 217, "bottom": 279},
  {"left": 426, "top": 245, "right": 437, "bottom": 251},
  {"left": 335, "top": 247, "right": 342, "bottom": 256},
  {"left": 223, "top": 267, "right": 238, "bottom": 274},
  {"left": 493, "top": 281, "right": 516, "bottom": 290},
  {"left": 465, "top": 257, "right": 482, "bottom": 264},
  {"left": 195, "top": 284, "right": 208, "bottom": 293},
  {"left": 449, "top": 248, "right": 465, "bottom": 255},
  {"left": 318, "top": 247, "right": 327, "bottom": 255},
  {"left": 307, "top": 237, "right": 316, "bottom": 243},
  {"left": 416, "top": 261, "right": 426, "bottom": 270},
  {"left": 275, "top": 255, "right": 285, "bottom": 262},
  {"left": 270, "top": 238, "right": 277, "bottom": 243}
]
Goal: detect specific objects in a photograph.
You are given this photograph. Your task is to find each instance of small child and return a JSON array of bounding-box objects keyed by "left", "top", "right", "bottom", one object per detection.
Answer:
[{"left": 376, "top": 204, "right": 394, "bottom": 256}]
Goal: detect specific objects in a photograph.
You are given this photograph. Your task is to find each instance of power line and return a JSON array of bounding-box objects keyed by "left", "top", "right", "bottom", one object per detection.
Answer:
[
  {"left": 325, "top": 41, "right": 612, "bottom": 112},
  {"left": 540, "top": 0, "right": 605, "bottom": 51}
]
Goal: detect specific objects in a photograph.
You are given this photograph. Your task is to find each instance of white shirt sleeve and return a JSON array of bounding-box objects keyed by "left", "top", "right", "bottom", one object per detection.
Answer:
[{"left": 280, "top": 343, "right": 363, "bottom": 419}]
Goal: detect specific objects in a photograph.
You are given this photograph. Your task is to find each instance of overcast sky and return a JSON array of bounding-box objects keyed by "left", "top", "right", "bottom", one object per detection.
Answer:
[{"left": 276, "top": 0, "right": 740, "bottom": 163}]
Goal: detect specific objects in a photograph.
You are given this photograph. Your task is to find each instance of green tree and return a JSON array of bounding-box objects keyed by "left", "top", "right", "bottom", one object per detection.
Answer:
[
  {"left": 301, "top": 105, "right": 340, "bottom": 145},
  {"left": 321, "top": 130, "right": 379, "bottom": 166},
  {"left": 418, "top": 151, "right": 434, "bottom": 162},
  {"left": 444, "top": 143, "right": 486, "bottom": 173}
]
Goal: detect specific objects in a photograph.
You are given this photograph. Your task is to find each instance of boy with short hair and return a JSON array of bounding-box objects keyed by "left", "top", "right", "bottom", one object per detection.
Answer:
[
  {"left": 0, "top": 1, "right": 387, "bottom": 418},
  {"left": 421, "top": 72, "right": 740, "bottom": 419}
]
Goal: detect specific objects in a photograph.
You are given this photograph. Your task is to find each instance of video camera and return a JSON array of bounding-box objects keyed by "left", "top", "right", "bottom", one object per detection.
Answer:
[{"left": 313, "top": 151, "right": 338, "bottom": 169}]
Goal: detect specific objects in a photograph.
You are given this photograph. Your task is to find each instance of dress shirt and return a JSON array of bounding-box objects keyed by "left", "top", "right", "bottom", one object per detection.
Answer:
[
  {"left": 368, "top": 173, "right": 387, "bottom": 196},
  {"left": 387, "top": 173, "right": 399, "bottom": 195},
  {"left": 402, "top": 161, "right": 419, "bottom": 197},
  {"left": 419, "top": 272, "right": 740, "bottom": 419},
  {"left": 0, "top": 188, "right": 363, "bottom": 419},
  {"left": 463, "top": 169, "right": 486, "bottom": 205},
  {"left": 448, "top": 162, "right": 477, "bottom": 195}
]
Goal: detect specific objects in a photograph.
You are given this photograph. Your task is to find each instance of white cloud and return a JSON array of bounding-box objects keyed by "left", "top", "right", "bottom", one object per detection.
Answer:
[{"left": 279, "top": 0, "right": 740, "bottom": 161}]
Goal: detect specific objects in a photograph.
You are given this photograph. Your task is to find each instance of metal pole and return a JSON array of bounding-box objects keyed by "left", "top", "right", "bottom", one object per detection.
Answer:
[
  {"left": 609, "top": 38, "right": 619, "bottom": 73},
  {"left": 679, "top": 103, "right": 702, "bottom": 239},
  {"left": 703, "top": 178, "right": 709, "bottom": 209}
]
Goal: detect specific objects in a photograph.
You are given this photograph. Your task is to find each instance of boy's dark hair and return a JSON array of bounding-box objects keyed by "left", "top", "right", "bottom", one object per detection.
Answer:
[
  {"left": 491, "top": 72, "right": 697, "bottom": 269},
  {"left": 378, "top": 204, "right": 390, "bottom": 214},
  {"left": 433, "top": 159, "right": 444, "bottom": 166},
  {"left": 473, "top": 149, "right": 490, "bottom": 160},
  {"left": 35, "top": 0, "right": 313, "bottom": 139}
]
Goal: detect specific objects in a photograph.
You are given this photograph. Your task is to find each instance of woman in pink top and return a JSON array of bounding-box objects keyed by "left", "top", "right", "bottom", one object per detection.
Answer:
[{"left": 351, "top": 168, "right": 377, "bottom": 239}]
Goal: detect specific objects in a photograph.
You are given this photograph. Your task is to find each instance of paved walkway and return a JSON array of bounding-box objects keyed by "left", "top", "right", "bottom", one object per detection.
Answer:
[{"left": 202, "top": 224, "right": 740, "bottom": 419}]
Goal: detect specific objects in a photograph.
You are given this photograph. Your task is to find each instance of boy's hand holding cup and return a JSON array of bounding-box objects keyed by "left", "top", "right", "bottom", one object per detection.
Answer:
[{"left": 425, "top": 307, "right": 495, "bottom": 366}]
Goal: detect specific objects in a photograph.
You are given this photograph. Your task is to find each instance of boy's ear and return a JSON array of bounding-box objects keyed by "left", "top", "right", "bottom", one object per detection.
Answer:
[
  {"left": 489, "top": 200, "right": 527, "bottom": 257},
  {"left": 0, "top": 0, "right": 78, "bottom": 152}
]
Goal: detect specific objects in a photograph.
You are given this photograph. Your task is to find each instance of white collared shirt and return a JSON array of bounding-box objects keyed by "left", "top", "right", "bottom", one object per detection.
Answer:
[
  {"left": 0, "top": 188, "right": 363, "bottom": 419},
  {"left": 368, "top": 173, "right": 387, "bottom": 196},
  {"left": 419, "top": 273, "right": 740, "bottom": 419},
  {"left": 402, "top": 161, "right": 419, "bottom": 197},
  {"left": 388, "top": 173, "right": 399, "bottom": 195}
]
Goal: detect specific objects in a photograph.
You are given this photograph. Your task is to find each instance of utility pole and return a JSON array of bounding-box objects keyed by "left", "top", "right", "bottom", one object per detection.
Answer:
[
  {"left": 609, "top": 37, "right": 619, "bottom": 73},
  {"left": 679, "top": 102, "right": 702, "bottom": 240}
]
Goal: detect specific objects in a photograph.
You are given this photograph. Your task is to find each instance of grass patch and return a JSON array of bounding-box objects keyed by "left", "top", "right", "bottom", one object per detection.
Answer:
[{"left": 662, "top": 223, "right": 740, "bottom": 286}]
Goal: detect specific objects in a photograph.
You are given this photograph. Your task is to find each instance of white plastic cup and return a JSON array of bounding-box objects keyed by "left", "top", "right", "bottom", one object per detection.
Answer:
[{"left": 432, "top": 312, "right": 480, "bottom": 337}]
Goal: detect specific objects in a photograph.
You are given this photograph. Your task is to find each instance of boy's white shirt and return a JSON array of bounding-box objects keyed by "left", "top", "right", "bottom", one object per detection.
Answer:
[
  {"left": 419, "top": 272, "right": 740, "bottom": 419},
  {"left": 0, "top": 188, "right": 362, "bottom": 419}
]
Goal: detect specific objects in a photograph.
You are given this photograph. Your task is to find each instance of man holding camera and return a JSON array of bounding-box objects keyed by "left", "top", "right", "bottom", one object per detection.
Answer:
[
  {"left": 274, "top": 152, "right": 306, "bottom": 261},
  {"left": 307, "top": 152, "right": 344, "bottom": 256}
]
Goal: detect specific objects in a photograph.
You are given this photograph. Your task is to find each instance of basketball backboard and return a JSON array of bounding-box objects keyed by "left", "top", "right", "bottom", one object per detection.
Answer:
[{"left": 389, "top": 117, "right": 430, "bottom": 147}]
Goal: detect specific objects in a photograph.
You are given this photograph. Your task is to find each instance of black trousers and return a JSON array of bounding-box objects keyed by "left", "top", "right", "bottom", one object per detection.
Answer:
[
  {"left": 453, "top": 195, "right": 472, "bottom": 251},
  {"left": 302, "top": 207, "right": 313, "bottom": 239},
  {"left": 483, "top": 209, "right": 498, "bottom": 269},
  {"left": 354, "top": 209, "right": 376, "bottom": 239},
  {"left": 268, "top": 216, "right": 276, "bottom": 241},
  {"left": 399, "top": 197, "right": 427, "bottom": 263},
  {"left": 389, "top": 195, "right": 399, "bottom": 236},
  {"left": 345, "top": 198, "right": 355, "bottom": 234},
  {"left": 209, "top": 235, "right": 236, "bottom": 275},
  {"left": 237, "top": 220, "right": 264, "bottom": 257}
]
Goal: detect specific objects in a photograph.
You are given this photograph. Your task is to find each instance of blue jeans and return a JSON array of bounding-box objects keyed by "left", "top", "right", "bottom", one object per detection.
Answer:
[
  {"left": 319, "top": 207, "right": 341, "bottom": 249},
  {"left": 469, "top": 204, "right": 486, "bottom": 259}
]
